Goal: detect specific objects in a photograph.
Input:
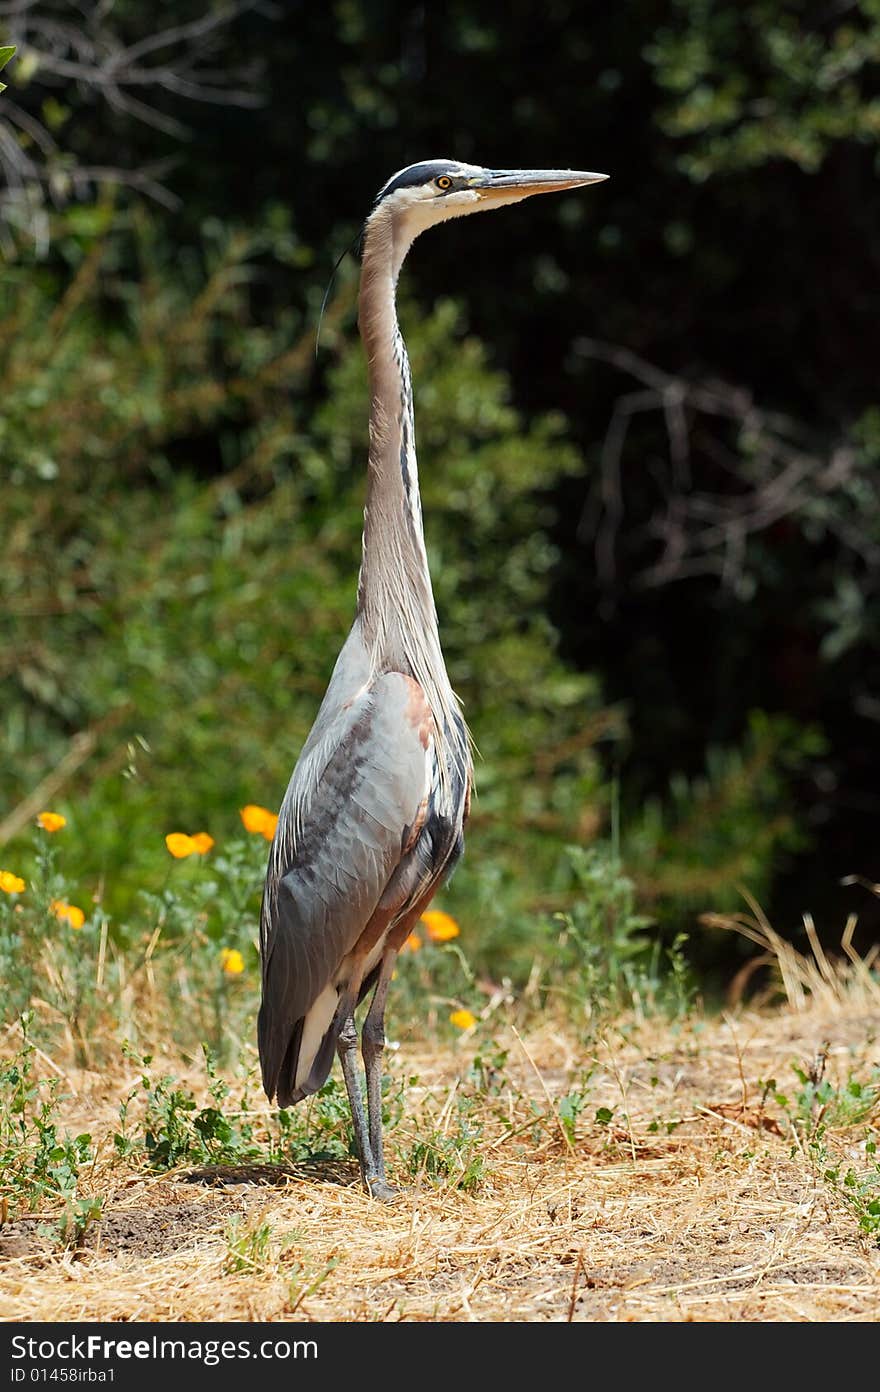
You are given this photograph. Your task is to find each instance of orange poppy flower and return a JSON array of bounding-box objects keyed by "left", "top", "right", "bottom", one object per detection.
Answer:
[
  {"left": 220, "top": 947, "right": 245, "bottom": 975},
  {"left": 239, "top": 805, "right": 278, "bottom": 840},
  {"left": 449, "top": 1008, "right": 477, "bottom": 1030},
  {"left": 165, "top": 833, "right": 198, "bottom": 859},
  {"left": 421, "top": 910, "right": 460, "bottom": 942},
  {"left": 51, "top": 900, "right": 85, "bottom": 929}
]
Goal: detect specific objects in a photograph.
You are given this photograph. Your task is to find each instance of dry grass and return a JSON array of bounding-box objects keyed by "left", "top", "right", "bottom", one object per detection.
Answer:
[{"left": 1, "top": 924, "right": 879, "bottom": 1323}]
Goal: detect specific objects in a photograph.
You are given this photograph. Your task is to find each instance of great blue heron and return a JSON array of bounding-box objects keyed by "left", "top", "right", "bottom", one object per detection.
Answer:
[{"left": 258, "top": 159, "right": 608, "bottom": 1199}]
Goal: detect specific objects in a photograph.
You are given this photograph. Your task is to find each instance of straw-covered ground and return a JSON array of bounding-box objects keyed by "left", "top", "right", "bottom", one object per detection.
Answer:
[{"left": 1, "top": 921, "right": 879, "bottom": 1323}]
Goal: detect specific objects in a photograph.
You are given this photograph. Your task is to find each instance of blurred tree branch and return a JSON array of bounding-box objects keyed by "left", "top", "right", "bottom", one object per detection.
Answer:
[
  {"left": 0, "top": 0, "right": 268, "bottom": 249},
  {"left": 576, "top": 337, "right": 880, "bottom": 595}
]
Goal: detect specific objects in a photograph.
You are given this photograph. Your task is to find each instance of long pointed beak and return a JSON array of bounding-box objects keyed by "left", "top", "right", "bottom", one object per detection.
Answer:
[{"left": 473, "top": 168, "right": 609, "bottom": 200}]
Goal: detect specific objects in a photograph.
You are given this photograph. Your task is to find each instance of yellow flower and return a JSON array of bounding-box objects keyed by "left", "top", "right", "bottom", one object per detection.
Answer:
[
  {"left": 51, "top": 900, "right": 85, "bottom": 929},
  {"left": 239, "top": 804, "right": 278, "bottom": 840},
  {"left": 220, "top": 947, "right": 245, "bottom": 976},
  {"left": 165, "top": 832, "right": 198, "bottom": 858},
  {"left": 190, "top": 832, "right": 215, "bottom": 854},
  {"left": 421, "top": 910, "right": 460, "bottom": 942},
  {"left": 400, "top": 931, "right": 422, "bottom": 953},
  {"left": 449, "top": 1008, "right": 477, "bottom": 1031},
  {"left": 0, "top": 870, "right": 26, "bottom": 895},
  {"left": 37, "top": 811, "right": 66, "bottom": 833}
]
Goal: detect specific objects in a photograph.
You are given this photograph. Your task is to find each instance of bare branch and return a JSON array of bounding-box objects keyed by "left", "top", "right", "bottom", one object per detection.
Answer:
[
  {"left": 576, "top": 337, "right": 880, "bottom": 592},
  {"left": 71, "top": 161, "right": 182, "bottom": 210},
  {"left": 0, "top": 1, "right": 267, "bottom": 242}
]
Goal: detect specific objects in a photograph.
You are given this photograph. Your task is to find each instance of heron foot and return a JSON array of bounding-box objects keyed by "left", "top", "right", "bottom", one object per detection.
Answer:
[{"left": 364, "top": 1175, "right": 401, "bottom": 1203}]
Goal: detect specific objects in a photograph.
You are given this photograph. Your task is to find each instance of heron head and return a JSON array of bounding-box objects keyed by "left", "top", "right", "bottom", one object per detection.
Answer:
[{"left": 365, "top": 159, "right": 608, "bottom": 274}]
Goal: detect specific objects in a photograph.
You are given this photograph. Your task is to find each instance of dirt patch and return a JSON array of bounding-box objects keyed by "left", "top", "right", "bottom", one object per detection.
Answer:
[
  {"left": 1, "top": 1196, "right": 242, "bottom": 1261},
  {"left": 95, "top": 1197, "right": 242, "bottom": 1256}
]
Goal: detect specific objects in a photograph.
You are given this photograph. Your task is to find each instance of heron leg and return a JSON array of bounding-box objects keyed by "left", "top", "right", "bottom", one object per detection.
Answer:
[
  {"left": 361, "top": 952, "right": 398, "bottom": 1201},
  {"left": 336, "top": 1011, "right": 377, "bottom": 1194}
]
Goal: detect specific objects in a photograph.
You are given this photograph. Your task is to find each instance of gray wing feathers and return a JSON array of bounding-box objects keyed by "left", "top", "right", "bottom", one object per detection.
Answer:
[{"left": 258, "top": 670, "right": 430, "bottom": 1101}]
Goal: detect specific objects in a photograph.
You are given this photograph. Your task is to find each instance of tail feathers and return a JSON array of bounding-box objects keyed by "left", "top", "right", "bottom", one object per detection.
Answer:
[
  {"left": 258, "top": 1007, "right": 302, "bottom": 1105},
  {"left": 258, "top": 1003, "right": 338, "bottom": 1108},
  {"left": 284, "top": 1024, "right": 338, "bottom": 1106},
  {"left": 259, "top": 964, "right": 384, "bottom": 1108}
]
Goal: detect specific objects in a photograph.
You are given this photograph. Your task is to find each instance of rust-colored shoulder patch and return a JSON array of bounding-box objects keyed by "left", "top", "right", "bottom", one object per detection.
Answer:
[{"left": 400, "top": 674, "right": 435, "bottom": 751}]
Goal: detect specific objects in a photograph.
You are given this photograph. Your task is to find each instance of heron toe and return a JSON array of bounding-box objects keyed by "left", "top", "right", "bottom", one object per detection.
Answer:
[{"left": 365, "top": 1176, "right": 402, "bottom": 1203}]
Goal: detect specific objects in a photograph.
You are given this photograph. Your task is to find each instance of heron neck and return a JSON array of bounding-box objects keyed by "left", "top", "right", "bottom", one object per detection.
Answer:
[{"left": 356, "top": 223, "right": 440, "bottom": 663}]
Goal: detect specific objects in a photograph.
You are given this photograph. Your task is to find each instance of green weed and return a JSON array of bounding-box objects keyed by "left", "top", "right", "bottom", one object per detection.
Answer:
[
  {"left": 223, "top": 1217, "right": 277, "bottom": 1276},
  {"left": 0, "top": 1013, "right": 102, "bottom": 1245},
  {"left": 221, "top": 1214, "right": 338, "bottom": 1312},
  {"left": 764, "top": 1053, "right": 880, "bottom": 1243},
  {"left": 115, "top": 1045, "right": 264, "bottom": 1169},
  {"left": 545, "top": 845, "right": 663, "bottom": 1020},
  {"left": 113, "top": 1046, "right": 406, "bottom": 1173},
  {"left": 557, "top": 1089, "right": 591, "bottom": 1145},
  {"left": 407, "top": 1095, "right": 486, "bottom": 1193}
]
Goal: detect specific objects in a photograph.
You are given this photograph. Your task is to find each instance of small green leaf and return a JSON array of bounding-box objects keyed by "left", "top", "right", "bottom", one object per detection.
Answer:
[{"left": 0, "top": 46, "right": 16, "bottom": 72}]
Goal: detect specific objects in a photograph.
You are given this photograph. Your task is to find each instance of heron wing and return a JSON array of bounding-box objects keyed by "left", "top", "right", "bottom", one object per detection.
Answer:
[{"left": 258, "top": 670, "right": 431, "bottom": 1103}]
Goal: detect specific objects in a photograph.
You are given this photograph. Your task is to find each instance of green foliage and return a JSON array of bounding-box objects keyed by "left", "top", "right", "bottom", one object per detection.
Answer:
[
  {"left": 541, "top": 845, "right": 660, "bottom": 1018},
  {"left": 0, "top": 816, "right": 265, "bottom": 1065},
  {"left": 0, "top": 44, "right": 14, "bottom": 94},
  {"left": 557, "top": 1088, "right": 590, "bottom": 1145},
  {"left": 407, "top": 1116, "right": 486, "bottom": 1193},
  {"left": 0, "top": 180, "right": 839, "bottom": 988},
  {"left": 625, "top": 712, "right": 825, "bottom": 916},
  {"left": 221, "top": 1213, "right": 339, "bottom": 1308},
  {"left": 116, "top": 1046, "right": 265, "bottom": 1169},
  {"left": 223, "top": 1217, "right": 276, "bottom": 1275},
  {"left": 467, "top": 1044, "right": 511, "bottom": 1097},
  {"left": 767, "top": 1063, "right": 880, "bottom": 1137},
  {"left": 113, "top": 1047, "right": 400, "bottom": 1172},
  {"left": 762, "top": 1058, "right": 880, "bottom": 1243},
  {"left": 0, "top": 196, "right": 833, "bottom": 1022},
  {"left": 288, "top": 1079, "right": 357, "bottom": 1163},
  {"left": 836, "top": 1151, "right": 880, "bottom": 1241},
  {"left": 0, "top": 1014, "right": 101, "bottom": 1245},
  {"left": 647, "top": 1, "right": 880, "bottom": 177},
  {"left": 0, "top": 832, "right": 100, "bottom": 1064}
]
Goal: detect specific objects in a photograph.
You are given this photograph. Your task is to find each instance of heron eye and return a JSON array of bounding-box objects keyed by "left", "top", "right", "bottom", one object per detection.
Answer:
[{"left": 435, "top": 175, "right": 453, "bottom": 191}]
